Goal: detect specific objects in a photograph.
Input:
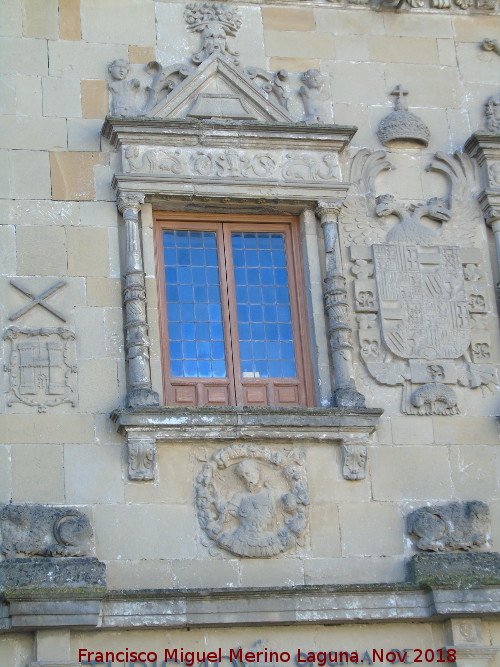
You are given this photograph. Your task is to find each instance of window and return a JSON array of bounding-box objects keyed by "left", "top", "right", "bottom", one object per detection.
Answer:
[{"left": 155, "top": 213, "right": 314, "bottom": 407}]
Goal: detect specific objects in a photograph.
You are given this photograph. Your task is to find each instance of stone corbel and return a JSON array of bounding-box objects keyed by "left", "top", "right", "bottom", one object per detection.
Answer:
[
  {"left": 443, "top": 619, "right": 500, "bottom": 667},
  {"left": 316, "top": 200, "right": 366, "bottom": 408},
  {"left": 127, "top": 431, "right": 156, "bottom": 481},
  {"left": 117, "top": 191, "right": 160, "bottom": 410},
  {"left": 341, "top": 440, "right": 368, "bottom": 481}
]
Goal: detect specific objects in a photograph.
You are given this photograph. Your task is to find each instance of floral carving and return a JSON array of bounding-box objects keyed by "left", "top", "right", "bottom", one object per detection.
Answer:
[{"left": 196, "top": 445, "right": 308, "bottom": 558}]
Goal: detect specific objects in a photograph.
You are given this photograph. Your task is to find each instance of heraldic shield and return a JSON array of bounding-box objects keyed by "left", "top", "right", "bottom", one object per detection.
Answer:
[{"left": 372, "top": 245, "right": 471, "bottom": 361}]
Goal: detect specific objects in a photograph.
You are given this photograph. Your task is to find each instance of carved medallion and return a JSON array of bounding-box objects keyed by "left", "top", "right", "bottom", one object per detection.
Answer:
[
  {"left": 3, "top": 327, "right": 78, "bottom": 412},
  {"left": 196, "top": 444, "right": 309, "bottom": 558}
]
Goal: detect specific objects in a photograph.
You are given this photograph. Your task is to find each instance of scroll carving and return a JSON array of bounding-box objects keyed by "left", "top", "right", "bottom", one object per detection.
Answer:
[
  {"left": 342, "top": 444, "right": 367, "bottom": 480},
  {"left": 3, "top": 327, "right": 78, "bottom": 412},
  {"left": 196, "top": 444, "right": 309, "bottom": 558},
  {"left": 121, "top": 146, "right": 341, "bottom": 183},
  {"left": 128, "top": 436, "right": 156, "bottom": 481},
  {"left": 105, "top": 3, "right": 330, "bottom": 124},
  {"left": 407, "top": 501, "right": 490, "bottom": 552},
  {"left": 0, "top": 504, "right": 93, "bottom": 558}
]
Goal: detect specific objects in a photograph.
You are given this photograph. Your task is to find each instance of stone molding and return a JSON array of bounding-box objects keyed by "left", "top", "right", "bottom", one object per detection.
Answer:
[
  {"left": 187, "top": 0, "right": 497, "bottom": 11},
  {"left": 112, "top": 406, "right": 382, "bottom": 482},
  {"left": 95, "top": 584, "right": 500, "bottom": 630}
]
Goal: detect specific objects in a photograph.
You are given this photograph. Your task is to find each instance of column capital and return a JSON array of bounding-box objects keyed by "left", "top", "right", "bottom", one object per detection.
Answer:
[
  {"left": 117, "top": 191, "right": 145, "bottom": 214},
  {"left": 316, "top": 199, "right": 343, "bottom": 223},
  {"left": 478, "top": 190, "right": 500, "bottom": 227}
]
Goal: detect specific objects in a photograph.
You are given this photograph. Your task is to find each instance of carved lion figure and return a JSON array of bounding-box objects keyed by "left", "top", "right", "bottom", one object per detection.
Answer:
[
  {"left": 407, "top": 501, "right": 490, "bottom": 552},
  {"left": 0, "top": 504, "right": 93, "bottom": 558}
]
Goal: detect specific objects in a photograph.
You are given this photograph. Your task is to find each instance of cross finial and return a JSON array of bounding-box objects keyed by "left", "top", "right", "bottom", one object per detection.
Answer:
[{"left": 391, "top": 84, "right": 408, "bottom": 111}]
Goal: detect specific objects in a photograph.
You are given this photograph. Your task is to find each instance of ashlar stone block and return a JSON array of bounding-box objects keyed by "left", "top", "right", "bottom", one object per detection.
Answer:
[
  {"left": 17, "top": 226, "right": 67, "bottom": 275},
  {"left": 93, "top": 505, "right": 197, "bottom": 560},
  {"left": 11, "top": 444, "right": 64, "bottom": 503},
  {"left": 0, "top": 225, "right": 16, "bottom": 275},
  {"left": 0, "top": 116, "right": 67, "bottom": 151},
  {"left": 67, "top": 118, "right": 101, "bottom": 151},
  {"left": 339, "top": 503, "right": 404, "bottom": 557},
  {"left": 66, "top": 226, "right": 109, "bottom": 276},
  {"left": 59, "top": 0, "right": 81, "bottom": 41},
  {"left": 0, "top": 36, "right": 48, "bottom": 76},
  {"left": 0, "top": 1, "right": 22, "bottom": 37},
  {"left": 0, "top": 414, "right": 94, "bottom": 444},
  {"left": 128, "top": 45, "right": 156, "bottom": 64},
  {"left": 10, "top": 150, "right": 51, "bottom": 199},
  {"left": 81, "top": 79, "right": 108, "bottom": 119},
  {"left": 372, "top": 446, "right": 452, "bottom": 501},
  {"left": 64, "top": 444, "right": 124, "bottom": 504},
  {"left": 80, "top": 0, "right": 156, "bottom": 46},
  {"left": 264, "top": 30, "right": 333, "bottom": 60},
  {"left": 22, "top": 0, "right": 58, "bottom": 39},
  {"left": 262, "top": 7, "right": 315, "bottom": 32},
  {"left": 42, "top": 76, "right": 81, "bottom": 118},
  {"left": 50, "top": 151, "right": 107, "bottom": 201}
]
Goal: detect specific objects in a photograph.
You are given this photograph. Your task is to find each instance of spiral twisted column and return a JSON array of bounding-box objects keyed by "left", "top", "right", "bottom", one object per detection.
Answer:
[
  {"left": 316, "top": 200, "right": 365, "bottom": 408},
  {"left": 117, "top": 191, "right": 160, "bottom": 409}
]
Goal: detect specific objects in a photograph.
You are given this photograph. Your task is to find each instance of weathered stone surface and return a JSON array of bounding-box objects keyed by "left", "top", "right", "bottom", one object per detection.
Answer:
[
  {"left": 0, "top": 557, "right": 105, "bottom": 592},
  {"left": 0, "top": 505, "right": 93, "bottom": 558},
  {"left": 196, "top": 444, "right": 309, "bottom": 558},
  {"left": 407, "top": 501, "right": 490, "bottom": 552},
  {"left": 408, "top": 553, "right": 500, "bottom": 587}
]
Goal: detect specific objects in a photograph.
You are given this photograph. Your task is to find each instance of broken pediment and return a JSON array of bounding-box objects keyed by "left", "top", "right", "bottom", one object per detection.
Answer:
[{"left": 150, "top": 54, "right": 293, "bottom": 122}]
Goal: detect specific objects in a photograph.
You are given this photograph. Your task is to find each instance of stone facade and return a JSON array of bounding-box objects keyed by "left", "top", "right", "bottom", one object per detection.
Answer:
[{"left": 1, "top": 1, "right": 499, "bottom": 665}]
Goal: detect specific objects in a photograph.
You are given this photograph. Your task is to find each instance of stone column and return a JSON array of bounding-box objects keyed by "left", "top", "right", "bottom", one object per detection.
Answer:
[
  {"left": 479, "top": 195, "right": 500, "bottom": 290},
  {"left": 316, "top": 200, "right": 365, "bottom": 408},
  {"left": 117, "top": 192, "right": 160, "bottom": 409}
]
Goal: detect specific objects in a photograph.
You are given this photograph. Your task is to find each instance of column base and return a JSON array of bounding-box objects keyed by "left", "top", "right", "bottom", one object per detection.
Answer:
[
  {"left": 126, "top": 387, "right": 160, "bottom": 409},
  {"left": 333, "top": 387, "right": 366, "bottom": 408}
]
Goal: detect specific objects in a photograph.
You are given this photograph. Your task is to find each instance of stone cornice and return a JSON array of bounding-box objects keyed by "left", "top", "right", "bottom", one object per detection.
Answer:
[
  {"left": 3, "top": 583, "right": 497, "bottom": 632},
  {"left": 111, "top": 405, "right": 383, "bottom": 445}
]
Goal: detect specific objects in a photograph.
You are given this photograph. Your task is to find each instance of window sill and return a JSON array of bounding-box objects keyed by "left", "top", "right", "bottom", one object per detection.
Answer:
[{"left": 111, "top": 405, "right": 383, "bottom": 481}]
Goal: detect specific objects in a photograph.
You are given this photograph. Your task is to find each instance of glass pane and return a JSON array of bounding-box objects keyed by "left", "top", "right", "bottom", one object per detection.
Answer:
[
  {"left": 163, "top": 230, "right": 226, "bottom": 378},
  {"left": 232, "top": 231, "right": 297, "bottom": 378}
]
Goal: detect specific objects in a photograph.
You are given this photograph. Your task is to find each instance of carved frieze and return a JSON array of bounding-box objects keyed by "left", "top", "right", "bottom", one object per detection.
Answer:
[
  {"left": 196, "top": 444, "right": 309, "bottom": 558},
  {"left": 121, "top": 145, "right": 341, "bottom": 183},
  {"left": 0, "top": 504, "right": 93, "bottom": 558},
  {"left": 407, "top": 501, "right": 490, "bottom": 552},
  {"left": 342, "top": 149, "right": 496, "bottom": 415},
  {"left": 3, "top": 327, "right": 78, "bottom": 412}
]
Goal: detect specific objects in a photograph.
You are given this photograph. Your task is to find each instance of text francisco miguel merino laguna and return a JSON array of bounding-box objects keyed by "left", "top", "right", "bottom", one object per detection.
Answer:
[{"left": 79, "top": 646, "right": 454, "bottom": 665}]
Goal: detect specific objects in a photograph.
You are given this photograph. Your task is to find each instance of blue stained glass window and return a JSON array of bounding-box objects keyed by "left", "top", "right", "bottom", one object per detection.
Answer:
[
  {"left": 232, "top": 231, "right": 296, "bottom": 378},
  {"left": 163, "top": 230, "right": 226, "bottom": 378}
]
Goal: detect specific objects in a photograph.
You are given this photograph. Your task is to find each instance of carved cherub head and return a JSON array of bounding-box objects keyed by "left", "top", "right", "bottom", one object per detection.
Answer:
[
  {"left": 301, "top": 69, "right": 323, "bottom": 90},
  {"left": 108, "top": 59, "right": 130, "bottom": 81},
  {"left": 235, "top": 459, "right": 261, "bottom": 491}
]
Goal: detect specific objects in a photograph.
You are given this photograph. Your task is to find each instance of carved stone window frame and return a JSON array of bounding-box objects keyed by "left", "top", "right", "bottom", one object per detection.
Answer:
[{"left": 103, "top": 117, "right": 382, "bottom": 481}]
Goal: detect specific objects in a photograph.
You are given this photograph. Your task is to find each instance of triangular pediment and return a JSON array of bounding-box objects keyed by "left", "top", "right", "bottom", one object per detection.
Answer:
[{"left": 151, "top": 54, "right": 293, "bottom": 123}]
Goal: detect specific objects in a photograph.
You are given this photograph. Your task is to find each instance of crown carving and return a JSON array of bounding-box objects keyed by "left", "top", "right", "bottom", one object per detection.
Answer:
[{"left": 377, "top": 85, "right": 430, "bottom": 147}]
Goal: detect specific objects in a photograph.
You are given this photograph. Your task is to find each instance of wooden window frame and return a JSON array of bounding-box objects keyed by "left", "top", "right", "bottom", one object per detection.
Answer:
[{"left": 154, "top": 211, "right": 315, "bottom": 408}]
